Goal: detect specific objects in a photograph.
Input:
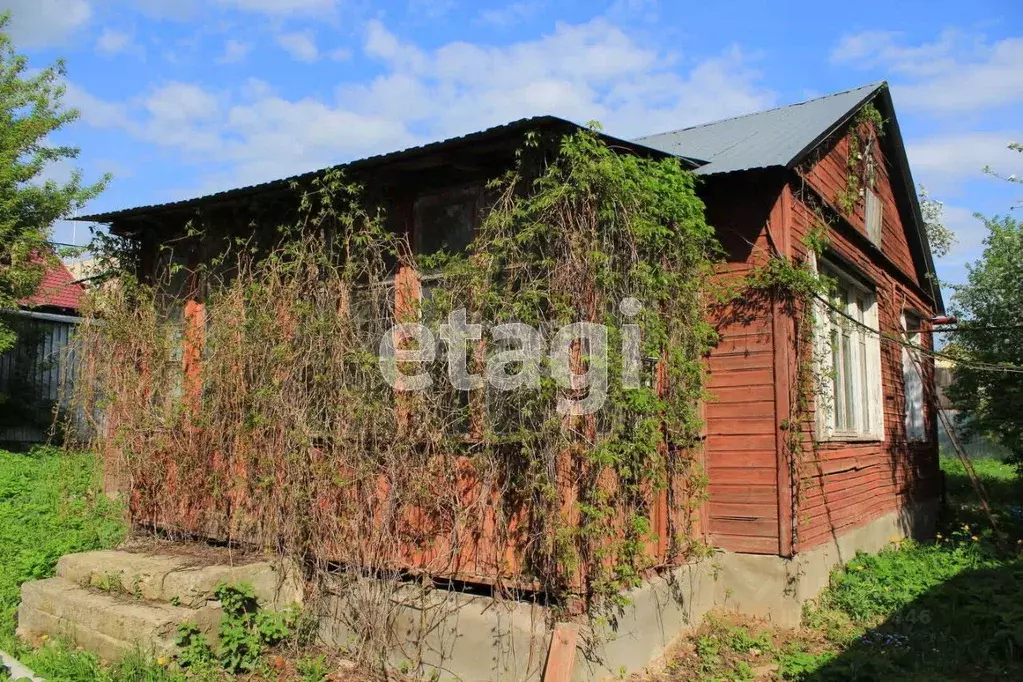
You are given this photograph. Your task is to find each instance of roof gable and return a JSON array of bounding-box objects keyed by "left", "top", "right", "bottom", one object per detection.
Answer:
[
  {"left": 638, "top": 82, "right": 943, "bottom": 313},
  {"left": 636, "top": 82, "right": 884, "bottom": 176}
]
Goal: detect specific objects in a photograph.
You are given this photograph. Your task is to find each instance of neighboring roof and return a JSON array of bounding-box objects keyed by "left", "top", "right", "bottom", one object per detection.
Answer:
[
  {"left": 77, "top": 116, "right": 699, "bottom": 224},
  {"left": 635, "top": 82, "right": 885, "bottom": 176},
  {"left": 21, "top": 257, "right": 85, "bottom": 311}
]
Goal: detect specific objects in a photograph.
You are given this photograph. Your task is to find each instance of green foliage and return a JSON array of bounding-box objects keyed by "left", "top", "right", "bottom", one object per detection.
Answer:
[
  {"left": 451, "top": 128, "right": 720, "bottom": 609},
  {"left": 15, "top": 639, "right": 202, "bottom": 682},
  {"left": 0, "top": 13, "right": 108, "bottom": 354},
  {"left": 661, "top": 458, "right": 1023, "bottom": 682},
  {"left": 820, "top": 539, "right": 991, "bottom": 622},
  {"left": 174, "top": 622, "right": 214, "bottom": 670},
  {"left": 79, "top": 127, "right": 721, "bottom": 626},
  {"left": 947, "top": 215, "right": 1023, "bottom": 468},
  {"left": 296, "top": 655, "right": 330, "bottom": 682},
  {"left": 0, "top": 447, "right": 125, "bottom": 643},
  {"left": 176, "top": 583, "right": 297, "bottom": 674},
  {"left": 777, "top": 649, "right": 836, "bottom": 680},
  {"left": 835, "top": 102, "right": 885, "bottom": 216}
]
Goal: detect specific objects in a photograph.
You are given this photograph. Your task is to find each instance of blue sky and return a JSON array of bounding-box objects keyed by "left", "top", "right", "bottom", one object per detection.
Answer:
[{"left": 5, "top": 0, "right": 1021, "bottom": 290}]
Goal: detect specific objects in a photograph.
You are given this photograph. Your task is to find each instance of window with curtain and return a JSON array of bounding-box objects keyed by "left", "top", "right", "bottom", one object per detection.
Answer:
[
  {"left": 816, "top": 262, "right": 884, "bottom": 440},
  {"left": 902, "top": 312, "right": 926, "bottom": 441}
]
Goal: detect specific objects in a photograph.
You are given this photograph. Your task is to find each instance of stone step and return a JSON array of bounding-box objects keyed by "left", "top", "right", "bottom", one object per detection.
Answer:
[
  {"left": 17, "top": 578, "right": 219, "bottom": 661},
  {"left": 57, "top": 550, "right": 302, "bottom": 609}
]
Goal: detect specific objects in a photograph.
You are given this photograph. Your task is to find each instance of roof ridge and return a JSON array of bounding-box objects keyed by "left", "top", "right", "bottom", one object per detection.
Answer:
[{"left": 637, "top": 81, "right": 886, "bottom": 140}]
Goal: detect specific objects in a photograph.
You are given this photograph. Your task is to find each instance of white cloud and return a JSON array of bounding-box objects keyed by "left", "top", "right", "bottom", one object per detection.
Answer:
[
  {"left": 64, "top": 82, "right": 132, "bottom": 129},
  {"left": 4, "top": 0, "right": 92, "bottom": 47},
  {"left": 908, "top": 131, "right": 1023, "bottom": 182},
  {"left": 276, "top": 30, "right": 319, "bottom": 62},
  {"left": 328, "top": 47, "right": 352, "bottom": 61},
  {"left": 143, "top": 82, "right": 219, "bottom": 122},
  {"left": 218, "top": 39, "right": 252, "bottom": 64},
  {"left": 95, "top": 27, "right": 134, "bottom": 55},
  {"left": 66, "top": 15, "right": 773, "bottom": 196},
  {"left": 936, "top": 204, "right": 986, "bottom": 268},
  {"left": 832, "top": 30, "right": 1023, "bottom": 114},
  {"left": 477, "top": 2, "right": 541, "bottom": 28},
  {"left": 351, "top": 18, "right": 772, "bottom": 140},
  {"left": 214, "top": 0, "right": 336, "bottom": 15}
]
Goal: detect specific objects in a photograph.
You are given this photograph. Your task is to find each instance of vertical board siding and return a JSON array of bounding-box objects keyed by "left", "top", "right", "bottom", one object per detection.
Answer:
[
  {"left": 701, "top": 175, "right": 782, "bottom": 554},
  {"left": 0, "top": 314, "right": 80, "bottom": 443},
  {"left": 790, "top": 122, "right": 941, "bottom": 553}
]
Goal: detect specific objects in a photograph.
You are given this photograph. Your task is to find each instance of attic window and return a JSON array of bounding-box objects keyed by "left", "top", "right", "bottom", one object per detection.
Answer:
[{"left": 864, "top": 157, "right": 882, "bottom": 246}]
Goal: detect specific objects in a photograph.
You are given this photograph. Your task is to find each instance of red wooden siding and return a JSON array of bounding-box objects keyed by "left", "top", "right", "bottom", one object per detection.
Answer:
[
  {"left": 701, "top": 175, "right": 784, "bottom": 555},
  {"left": 787, "top": 120, "right": 941, "bottom": 553}
]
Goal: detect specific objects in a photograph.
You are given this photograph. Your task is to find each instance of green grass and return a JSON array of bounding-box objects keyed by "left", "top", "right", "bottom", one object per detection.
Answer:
[
  {"left": 656, "top": 455, "right": 1023, "bottom": 681},
  {"left": 0, "top": 447, "right": 343, "bottom": 681},
  {"left": 0, "top": 446, "right": 126, "bottom": 643},
  {"left": 790, "top": 456, "right": 1023, "bottom": 681}
]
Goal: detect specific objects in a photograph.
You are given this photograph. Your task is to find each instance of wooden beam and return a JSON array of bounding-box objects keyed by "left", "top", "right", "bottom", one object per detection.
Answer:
[
  {"left": 770, "top": 182, "right": 795, "bottom": 557},
  {"left": 543, "top": 622, "right": 579, "bottom": 682}
]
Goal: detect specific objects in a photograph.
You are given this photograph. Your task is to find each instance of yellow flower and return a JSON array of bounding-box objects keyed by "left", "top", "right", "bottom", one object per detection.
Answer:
[
  {"left": 971, "top": 536, "right": 979, "bottom": 542},
  {"left": 935, "top": 533, "right": 943, "bottom": 539},
  {"left": 856, "top": 565, "right": 866, "bottom": 571},
  {"left": 40, "top": 634, "right": 48, "bottom": 641},
  {"left": 157, "top": 657, "right": 168, "bottom": 666}
]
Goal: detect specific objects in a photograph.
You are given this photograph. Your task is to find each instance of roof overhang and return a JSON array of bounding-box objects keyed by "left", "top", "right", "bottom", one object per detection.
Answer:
[
  {"left": 76, "top": 116, "right": 701, "bottom": 229},
  {"left": 785, "top": 84, "right": 944, "bottom": 314}
]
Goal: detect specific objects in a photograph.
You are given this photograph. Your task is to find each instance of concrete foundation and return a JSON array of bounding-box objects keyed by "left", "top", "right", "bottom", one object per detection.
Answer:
[
  {"left": 17, "top": 500, "right": 937, "bottom": 679},
  {"left": 316, "top": 498, "right": 939, "bottom": 681}
]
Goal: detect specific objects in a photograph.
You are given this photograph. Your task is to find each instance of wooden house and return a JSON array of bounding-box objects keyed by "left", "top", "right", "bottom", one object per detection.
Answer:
[{"left": 75, "top": 82, "right": 941, "bottom": 616}]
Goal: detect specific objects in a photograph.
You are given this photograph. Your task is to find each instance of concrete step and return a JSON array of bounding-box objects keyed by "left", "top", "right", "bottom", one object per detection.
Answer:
[
  {"left": 57, "top": 550, "right": 302, "bottom": 609},
  {"left": 17, "top": 578, "right": 219, "bottom": 661}
]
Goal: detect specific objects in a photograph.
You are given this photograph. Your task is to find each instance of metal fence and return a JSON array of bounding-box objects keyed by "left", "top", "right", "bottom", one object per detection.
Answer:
[
  {"left": 0, "top": 310, "right": 82, "bottom": 444},
  {"left": 938, "top": 409, "right": 1011, "bottom": 461}
]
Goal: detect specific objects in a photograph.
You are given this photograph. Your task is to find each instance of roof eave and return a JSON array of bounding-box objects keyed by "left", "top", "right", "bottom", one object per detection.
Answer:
[
  {"left": 875, "top": 87, "right": 946, "bottom": 314},
  {"left": 783, "top": 82, "right": 945, "bottom": 315},
  {"left": 783, "top": 81, "right": 885, "bottom": 172},
  {"left": 76, "top": 116, "right": 701, "bottom": 226}
]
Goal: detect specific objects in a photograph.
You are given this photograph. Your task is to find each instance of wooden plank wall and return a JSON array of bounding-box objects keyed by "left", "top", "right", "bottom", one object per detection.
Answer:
[
  {"left": 788, "top": 122, "right": 941, "bottom": 553},
  {"left": 701, "top": 175, "right": 784, "bottom": 554}
]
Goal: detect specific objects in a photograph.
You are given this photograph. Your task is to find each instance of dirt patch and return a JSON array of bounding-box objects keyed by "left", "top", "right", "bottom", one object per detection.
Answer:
[{"left": 118, "top": 535, "right": 266, "bottom": 568}]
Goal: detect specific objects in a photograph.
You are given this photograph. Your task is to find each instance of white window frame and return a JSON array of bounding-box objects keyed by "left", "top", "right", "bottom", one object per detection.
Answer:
[
  {"left": 902, "top": 312, "right": 927, "bottom": 442},
  {"left": 813, "top": 258, "right": 885, "bottom": 442}
]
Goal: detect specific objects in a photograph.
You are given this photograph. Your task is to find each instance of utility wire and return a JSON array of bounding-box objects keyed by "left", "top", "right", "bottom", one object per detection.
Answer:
[{"left": 812, "top": 293, "right": 1023, "bottom": 375}]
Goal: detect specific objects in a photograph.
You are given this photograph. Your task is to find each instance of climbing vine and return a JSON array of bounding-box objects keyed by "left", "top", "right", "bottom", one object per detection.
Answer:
[
  {"left": 69, "top": 127, "right": 721, "bottom": 661},
  {"left": 836, "top": 102, "right": 886, "bottom": 215}
]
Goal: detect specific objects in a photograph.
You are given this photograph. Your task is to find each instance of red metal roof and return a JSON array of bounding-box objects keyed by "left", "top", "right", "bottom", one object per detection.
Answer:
[{"left": 20, "top": 257, "right": 85, "bottom": 311}]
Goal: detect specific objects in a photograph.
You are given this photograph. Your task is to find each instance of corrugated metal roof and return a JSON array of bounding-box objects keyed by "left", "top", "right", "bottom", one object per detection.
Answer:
[
  {"left": 636, "top": 82, "right": 885, "bottom": 175},
  {"left": 77, "top": 116, "right": 696, "bottom": 224}
]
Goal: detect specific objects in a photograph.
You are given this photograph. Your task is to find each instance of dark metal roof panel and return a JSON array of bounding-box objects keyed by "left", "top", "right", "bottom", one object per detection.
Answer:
[
  {"left": 77, "top": 116, "right": 698, "bottom": 223},
  {"left": 635, "top": 82, "right": 884, "bottom": 175}
]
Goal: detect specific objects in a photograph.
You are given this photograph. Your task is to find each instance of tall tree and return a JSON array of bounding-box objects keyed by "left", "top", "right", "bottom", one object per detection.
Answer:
[
  {"left": 947, "top": 215, "right": 1023, "bottom": 467},
  {"left": 0, "top": 11, "right": 108, "bottom": 353}
]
